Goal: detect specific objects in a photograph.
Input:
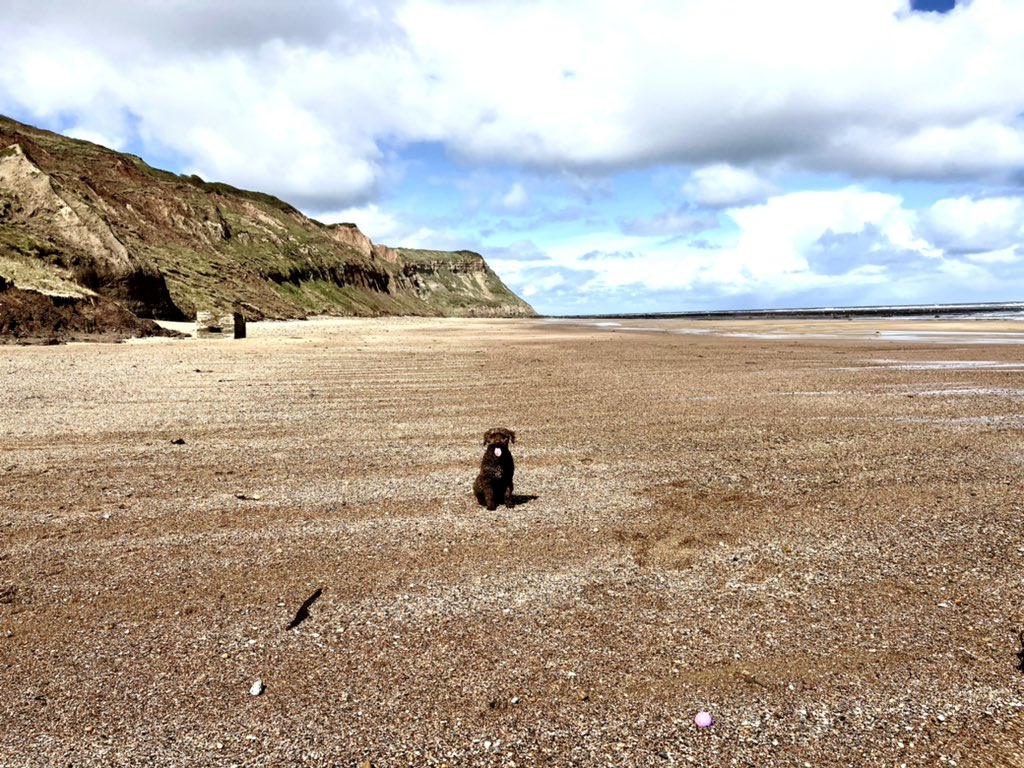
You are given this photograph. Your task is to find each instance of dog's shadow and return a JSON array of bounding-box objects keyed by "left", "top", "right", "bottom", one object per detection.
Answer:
[{"left": 511, "top": 494, "right": 539, "bottom": 506}]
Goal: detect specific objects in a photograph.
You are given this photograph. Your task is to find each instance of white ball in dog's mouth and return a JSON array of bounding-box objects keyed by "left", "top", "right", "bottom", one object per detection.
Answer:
[{"left": 494, "top": 446, "right": 502, "bottom": 456}]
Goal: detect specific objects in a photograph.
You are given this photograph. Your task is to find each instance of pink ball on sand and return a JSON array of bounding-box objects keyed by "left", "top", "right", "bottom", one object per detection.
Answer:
[{"left": 694, "top": 711, "right": 714, "bottom": 728}]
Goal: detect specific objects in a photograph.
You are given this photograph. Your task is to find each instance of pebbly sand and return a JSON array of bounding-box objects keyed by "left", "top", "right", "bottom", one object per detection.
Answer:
[{"left": 2, "top": 316, "right": 1024, "bottom": 766}]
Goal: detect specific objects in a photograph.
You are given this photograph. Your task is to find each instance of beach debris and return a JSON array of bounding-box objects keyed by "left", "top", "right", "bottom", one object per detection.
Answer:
[
  {"left": 694, "top": 711, "right": 714, "bottom": 728},
  {"left": 170, "top": 438, "right": 185, "bottom": 445},
  {"left": 249, "top": 679, "right": 265, "bottom": 696},
  {"left": 234, "top": 491, "right": 262, "bottom": 501},
  {"left": 287, "top": 587, "right": 324, "bottom": 630},
  {"left": 1017, "top": 631, "right": 1024, "bottom": 673}
]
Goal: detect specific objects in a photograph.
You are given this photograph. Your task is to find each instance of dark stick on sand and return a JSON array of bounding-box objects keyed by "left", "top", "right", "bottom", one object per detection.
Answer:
[{"left": 287, "top": 587, "right": 323, "bottom": 630}]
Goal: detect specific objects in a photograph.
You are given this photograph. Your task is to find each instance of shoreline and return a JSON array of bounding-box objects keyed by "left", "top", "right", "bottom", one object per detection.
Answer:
[{"left": 543, "top": 314, "right": 1024, "bottom": 343}]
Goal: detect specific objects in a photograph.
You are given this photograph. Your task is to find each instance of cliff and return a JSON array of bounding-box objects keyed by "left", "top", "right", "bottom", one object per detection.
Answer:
[
  {"left": 0, "top": 115, "right": 535, "bottom": 341},
  {"left": 394, "top": 248, "right": 536, "bottom": 317}
]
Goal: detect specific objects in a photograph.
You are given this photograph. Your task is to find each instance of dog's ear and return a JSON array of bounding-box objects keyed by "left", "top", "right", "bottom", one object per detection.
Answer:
[
  {"left": 508, "top": 430, "right": 516, "bottom": 444},
  {"left": 482, "top": 429, "right": 493, "bottom": 445}
]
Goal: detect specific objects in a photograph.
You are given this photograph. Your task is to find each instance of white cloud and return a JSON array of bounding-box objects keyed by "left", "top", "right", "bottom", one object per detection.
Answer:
[
  {"left": 514, "top": 187, "right": 974, "bottom": 313},
  {"left": 498, "top": 182, "right": 529, "bottom": 212},
  {"left": 821, "top": 119, "right": 1024, "bottom": 179},
  {"left": 682, "top": 164, "right": 776, "bottom": 207},
  {"left": 399, "top": 0, "right": 1024, "bottom": 180},
  {"left": 4, "top": 0, "right": 1024, "bottom": 208},
  {"left": 920, "top": 195, "right": 1024, "bottom": 253},
  {"left": 727, "top": 187, "right": 930, "bottom": 277}
]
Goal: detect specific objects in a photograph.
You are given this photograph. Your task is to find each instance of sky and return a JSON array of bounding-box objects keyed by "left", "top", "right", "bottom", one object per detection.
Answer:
[{"left": 2, "top": 0, "right": 1024, "bottom": 315}]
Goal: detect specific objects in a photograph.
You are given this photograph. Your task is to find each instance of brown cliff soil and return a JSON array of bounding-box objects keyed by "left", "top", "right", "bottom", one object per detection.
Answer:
[
  {"left": 0, "top": 280, "right": 182, "bottom": 344},
  {"left": 1, "top": 317, "right": 1023, "bottom": 766}
]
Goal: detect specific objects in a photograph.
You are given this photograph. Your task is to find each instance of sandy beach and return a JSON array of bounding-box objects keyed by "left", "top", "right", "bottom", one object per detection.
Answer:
[{"left": 2, "top": 315, "right": 1024, "bottom": 766}]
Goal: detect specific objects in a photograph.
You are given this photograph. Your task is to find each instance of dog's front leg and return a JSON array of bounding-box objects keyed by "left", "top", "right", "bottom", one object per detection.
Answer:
[{"left": 484, "top": 486, "right": 497, "bottom": 511}]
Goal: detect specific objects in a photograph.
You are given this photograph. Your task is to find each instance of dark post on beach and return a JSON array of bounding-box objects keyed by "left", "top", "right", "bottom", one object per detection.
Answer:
[{"left": 233, "top": 312, "right": 246, "bottom": 339}]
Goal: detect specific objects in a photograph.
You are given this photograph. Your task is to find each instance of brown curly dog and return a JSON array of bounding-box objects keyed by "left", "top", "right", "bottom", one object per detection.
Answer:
[{"left": 473, "top": 428, "right": 516, "bottom": 510}]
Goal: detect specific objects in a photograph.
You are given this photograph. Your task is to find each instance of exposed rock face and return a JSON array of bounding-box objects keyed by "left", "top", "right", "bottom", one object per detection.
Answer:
[
  {"left": 0, "top": 142, "right": 183, "bottom": 320},
  {"left": 0, "top": 276, "right": 181, "bottom": 344},
  {"left": 0, "top": 115, "right": 535, "bottom": 339},
  {"left": 326, "top": 222, "right": 374, "bottom": 258},
  {"left": 1, "top": 144, "right": 131, "bottom": 269}
]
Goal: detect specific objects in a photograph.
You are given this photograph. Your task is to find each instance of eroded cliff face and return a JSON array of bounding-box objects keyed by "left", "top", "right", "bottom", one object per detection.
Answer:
[
  {"left": 0, "top": 143, "right": 182, "bottom": 319},
  {"left": 0, "top": 275, "right": 180, "bottom": 344},
  {"left": 0, "top": 144, "right": 132, "bottom": 270},
  {"left": 0, "top": 115, "right": 535, "bottom": 338}
]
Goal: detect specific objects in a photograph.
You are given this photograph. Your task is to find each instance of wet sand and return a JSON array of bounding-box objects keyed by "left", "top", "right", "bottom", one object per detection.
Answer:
[
  {"left": 2, "top": 316, "right": 1024, "bottom": 766},
  {"left": 553, "top": 315, "right": 1024, "bottom": 343}
]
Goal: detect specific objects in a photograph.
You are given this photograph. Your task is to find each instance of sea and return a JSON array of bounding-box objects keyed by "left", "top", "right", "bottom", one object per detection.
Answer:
[{"left": 557, "top": 301, "right": 1024, "bottom": 321}]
